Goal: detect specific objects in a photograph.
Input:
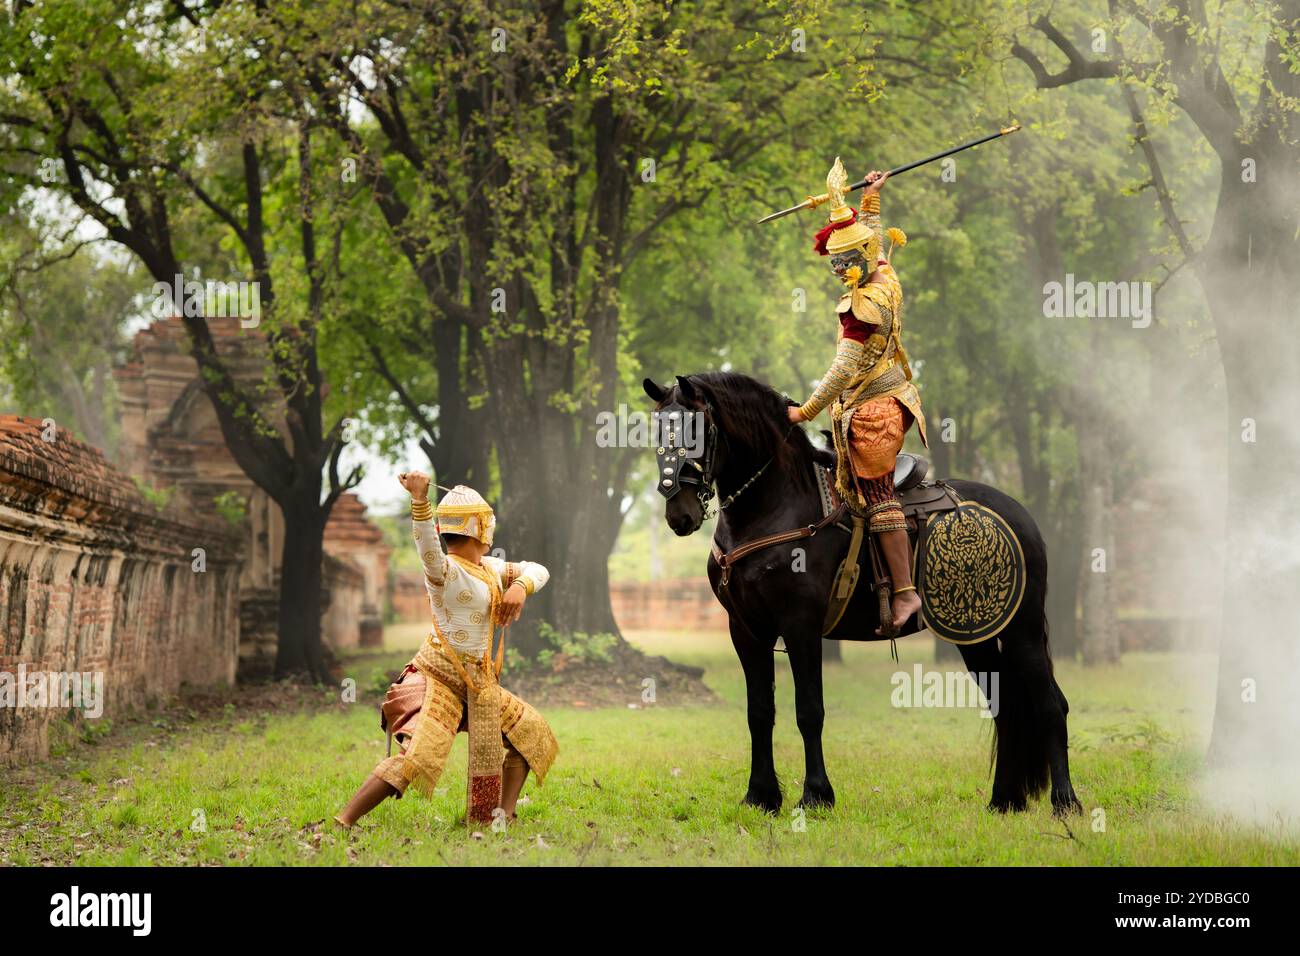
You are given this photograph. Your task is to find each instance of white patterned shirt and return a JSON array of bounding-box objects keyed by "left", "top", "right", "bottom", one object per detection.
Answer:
[{"left": 413, "top": 517, "right": 549, "bottom": 655}]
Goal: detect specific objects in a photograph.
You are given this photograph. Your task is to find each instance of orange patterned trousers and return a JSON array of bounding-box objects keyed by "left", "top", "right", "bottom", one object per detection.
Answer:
[{"left": 848, "top": 397, "right": 912, "bottom": 534}]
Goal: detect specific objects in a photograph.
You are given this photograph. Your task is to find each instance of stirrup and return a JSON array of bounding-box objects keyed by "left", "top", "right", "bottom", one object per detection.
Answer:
[{"left": 869, "top": 532, "right": 899, "bottom": 638}]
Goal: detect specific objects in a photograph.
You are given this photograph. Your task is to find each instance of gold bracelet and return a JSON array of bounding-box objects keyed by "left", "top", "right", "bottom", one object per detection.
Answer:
[
  {"left": 893, "top": 585, "right": 917, "bottom": 595},
  {"left": 411, "top": 499, "right": 433, "bottom": 521}
]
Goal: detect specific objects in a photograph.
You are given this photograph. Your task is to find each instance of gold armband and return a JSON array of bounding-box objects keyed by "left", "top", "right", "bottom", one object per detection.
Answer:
[{"left": 411, "top": 499, "right": 433, "bottom": 521}]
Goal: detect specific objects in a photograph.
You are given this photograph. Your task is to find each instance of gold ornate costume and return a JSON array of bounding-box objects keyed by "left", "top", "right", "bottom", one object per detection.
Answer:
[
  {"left": 798, "top": 159, "right": 926, "bottom": 534},
  {"left": 368, "top": 486, "right": 557, "bottom": 825}
]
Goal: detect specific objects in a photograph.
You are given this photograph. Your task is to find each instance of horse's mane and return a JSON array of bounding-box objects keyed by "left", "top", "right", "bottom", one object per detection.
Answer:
[{"left": 679, "top": 371, "right": 831, "bottom": 493}]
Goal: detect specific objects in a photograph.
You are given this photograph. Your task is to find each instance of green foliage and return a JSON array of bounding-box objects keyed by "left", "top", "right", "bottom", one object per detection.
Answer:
[
  {"left": 213, "top": 491, "right": 249, "bottom": 531},
  {"left": 370, "top": 510, "right": 423, "bottom": 574},
  {"left": 512, "top": 622, "right": 622, "bottom": 674},
  {"left": 78, "top": 717, "right": 114, "bottom": 746},
  {"left": 0, "top": 0, "right": 1275, "bottom": 665},
  {"left": 132, "top": 479, "right": 175, "bottom": 514},
  {"left": 0, "top": 217, "right": 137, "bottom": 452}
]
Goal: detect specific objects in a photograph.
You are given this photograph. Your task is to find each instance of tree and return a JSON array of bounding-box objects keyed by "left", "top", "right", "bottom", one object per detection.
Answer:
[
  {"left": 252, "top": 0, "right": 852, "bottom": 659},
  {"left": 1008, "top": 0, "right": 1300, "bottom": 785},
  {"left": 0, "top": 220, "right": 138, "bottom": 452},
  {"left": 1, "top": 0, "right": 361, "bottom": 680}
]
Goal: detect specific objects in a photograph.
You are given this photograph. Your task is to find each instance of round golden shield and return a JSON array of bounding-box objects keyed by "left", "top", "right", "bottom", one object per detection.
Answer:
[{"left": 918, "top": 502, "right": 1026, "bottom": 645}]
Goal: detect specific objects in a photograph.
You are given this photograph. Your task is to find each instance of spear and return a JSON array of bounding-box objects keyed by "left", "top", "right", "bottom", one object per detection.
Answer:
[{"left": 755, "top": 123, "right": 1022, "bottom": 225}]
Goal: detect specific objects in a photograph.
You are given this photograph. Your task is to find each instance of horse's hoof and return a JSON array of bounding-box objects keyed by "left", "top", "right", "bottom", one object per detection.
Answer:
[
  {"left": 796, "top": 797, "right": 835, "bottom": 811},
  {"left": 796, "top": 785, "right": 836, "bottom": 811},
  {"left": 987, "top": 796, "right": 1028, "bottom": 814},
  {"left": 1051, "top": 794, "right": 1084, "bottom": 817},
  {"left": 742, "top": 791, "right": 782, "bottom": 815}
]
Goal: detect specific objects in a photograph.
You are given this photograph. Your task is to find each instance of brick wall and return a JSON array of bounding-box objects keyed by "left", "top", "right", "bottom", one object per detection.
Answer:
[
  {"left": 609, "top": 578, "right": 728, "bottom": 632},
  {"left": 116, "top": 317, "right": 390, "bottom": 669},
  {"left": 0, "top": 417, "right": 242, "bottom": 765},
  {"left": 389, "top": 572, "right": 731, "bottom": 635}
]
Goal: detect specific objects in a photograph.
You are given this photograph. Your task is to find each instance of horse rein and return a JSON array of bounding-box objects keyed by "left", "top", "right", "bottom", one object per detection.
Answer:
[
  {"left": 710, "top": 501, "right": 847, "bottom": 588},
  {"left": 708, "top": 420, "right": 798, "bottom": 517}
]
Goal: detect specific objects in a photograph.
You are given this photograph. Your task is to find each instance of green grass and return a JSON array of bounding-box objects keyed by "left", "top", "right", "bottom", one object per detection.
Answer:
[{"left": 2, "top": 628, "right": 1297, "bottom": 866}]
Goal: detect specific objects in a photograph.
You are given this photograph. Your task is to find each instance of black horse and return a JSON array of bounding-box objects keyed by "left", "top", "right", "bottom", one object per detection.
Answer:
[{"left": 643, "top": 371, "right": 1081, "bottom": 816}]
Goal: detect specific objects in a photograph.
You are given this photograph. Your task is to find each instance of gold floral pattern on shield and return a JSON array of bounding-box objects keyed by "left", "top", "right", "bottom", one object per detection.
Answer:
[{"left": 918, "top": 503, "right": 1025, "bottom": 645}]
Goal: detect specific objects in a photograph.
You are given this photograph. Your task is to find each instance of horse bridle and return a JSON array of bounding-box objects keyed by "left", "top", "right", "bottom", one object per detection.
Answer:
[
  {"left": 655, "top": 399, "right": 794, "bottom": 521},
  {"left": 654, "top": 400, "right": 719, "bottom": 516}
]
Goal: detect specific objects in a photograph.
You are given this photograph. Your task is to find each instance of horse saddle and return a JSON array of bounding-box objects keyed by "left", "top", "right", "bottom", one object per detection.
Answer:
[
  {"left": 818, "top": 453, "right": 960, "bottom": 543},
  {"left": 821, "top": 460, "right": 1028, "bottom": 646},
  {"left": 821, "top": 455, "right": 960, "bottom": 638}
]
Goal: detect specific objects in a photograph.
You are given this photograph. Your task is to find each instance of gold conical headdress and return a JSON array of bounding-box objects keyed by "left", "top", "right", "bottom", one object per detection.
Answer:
[
  {"left": 825, "top": 157, "right": 854, "bottom": 224},
  {"left": 436, "top": 484, "right": 496, "bottom": 547},
  {"left": 821, "top": 157, "right": 879, "bottom": 261}
]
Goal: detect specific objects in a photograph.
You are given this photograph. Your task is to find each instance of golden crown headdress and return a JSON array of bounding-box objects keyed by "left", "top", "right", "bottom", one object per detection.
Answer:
[
  {"left": 436, "top": 484, "right": 496, "bottom": 547},
  {"left": 819, "top": 157, "right": 880, "bottom": 263}
]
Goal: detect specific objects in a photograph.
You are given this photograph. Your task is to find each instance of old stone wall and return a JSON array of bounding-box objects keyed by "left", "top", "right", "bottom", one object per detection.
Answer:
[
  {"left": 0, "top": 416, "right": 242, "bottom": 765},
  {"left": 323, "top": 494, "right": 389, "bottom": 649},
  {"left": 391, "top": 569, "right": 429, "bottom": 624},
  {"left": 609, "top": 578, "right": 729, "bottom": 632},
  {"left": 115, "top": 318, "right": 389, "bottom": 671}
]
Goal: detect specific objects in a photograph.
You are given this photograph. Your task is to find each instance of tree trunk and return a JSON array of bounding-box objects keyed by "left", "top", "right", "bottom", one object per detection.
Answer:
[
  {"left": 273, "top": 502, "right": 328, "bottom": 682},
  {"left": 1202, "top": 150, "right": 1300, "bottom": 772},
  {"left": 1045, "top": 494, "right": 1084, "bottom": 660},
  {"left": 1077, "top": 398, "right": 1120, "bottom": 666}
]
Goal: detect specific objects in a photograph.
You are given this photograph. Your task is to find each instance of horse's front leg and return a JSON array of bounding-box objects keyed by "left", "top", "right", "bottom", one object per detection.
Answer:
[
  {"left": 730, "top": 617, "right": 781, "bottom": 814},
  {"left": 785, "top": 623, "right": 835, "bottom": 809}
]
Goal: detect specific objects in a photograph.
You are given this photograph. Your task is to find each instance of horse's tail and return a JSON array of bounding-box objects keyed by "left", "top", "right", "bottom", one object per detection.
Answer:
[{"left": 961, "top": 602, "right": 1053, "bottom": 812}]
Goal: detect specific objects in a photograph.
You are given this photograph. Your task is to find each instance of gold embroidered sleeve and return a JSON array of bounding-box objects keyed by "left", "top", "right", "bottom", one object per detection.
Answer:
[
  {"left": 860, "top": 192, "right": 882, "bottom": 252},
  {"left": 412, "top": 514, "right": 449, "bottom": 591},
  {"left": 491, "top": 558, "right": 549, "bottom": 596},
  {"left": 513, "top": 560, "right": 549, "bottom": 595},
  {"left": 799, "top": 337, "right": 866, "bottom": 421}
]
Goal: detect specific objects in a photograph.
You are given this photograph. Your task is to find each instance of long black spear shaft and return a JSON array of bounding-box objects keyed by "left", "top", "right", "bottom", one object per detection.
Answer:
[{"left": 755, "top": 123, "right": 1021, "bottom": 225}]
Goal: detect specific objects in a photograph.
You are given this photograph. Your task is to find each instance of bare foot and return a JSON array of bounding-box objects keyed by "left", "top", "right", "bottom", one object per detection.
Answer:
[{"left": 876, "top": 589, "right": 921, "bottom": 635}]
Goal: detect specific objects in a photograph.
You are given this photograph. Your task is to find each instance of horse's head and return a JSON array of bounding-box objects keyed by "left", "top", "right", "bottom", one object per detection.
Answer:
[
  {"left": 642, "top": 374, "right": 721, "bottom": 536},
  {"left": 643, "top": 371, "right": 828, "bottom": 537}
]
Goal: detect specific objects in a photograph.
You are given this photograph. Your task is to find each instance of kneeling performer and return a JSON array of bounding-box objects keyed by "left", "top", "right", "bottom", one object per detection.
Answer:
[{"left": 335, "top": 471, "right": 558, "bottom": 828}]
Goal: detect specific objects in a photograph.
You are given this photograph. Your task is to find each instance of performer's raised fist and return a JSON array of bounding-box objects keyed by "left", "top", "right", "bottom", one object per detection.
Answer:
[
  {"left": 398, "top": 470, "right": 431, "bottom": 502},
  {"left": 861, "top": 169, "right": 889, "bottom": 195}
]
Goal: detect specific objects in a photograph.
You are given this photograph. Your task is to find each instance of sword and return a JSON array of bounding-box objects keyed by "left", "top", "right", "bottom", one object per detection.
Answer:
[{"left": 755, "top": 123, "right": 1022, "bottom": 225}]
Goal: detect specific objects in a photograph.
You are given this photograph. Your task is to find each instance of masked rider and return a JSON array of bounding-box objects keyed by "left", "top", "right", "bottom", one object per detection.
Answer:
[{"left": 787, "top": 159, "right": 927, "bottom": 634}]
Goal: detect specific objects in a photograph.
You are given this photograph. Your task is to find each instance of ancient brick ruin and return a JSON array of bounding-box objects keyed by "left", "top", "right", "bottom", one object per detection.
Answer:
[
  {"left": 115, "top": 317, "right": 390, "bottom": 677},
  {"left": 0, "top": 416, "right": 242, "bottom": 764},
  {"left": 1, "top": 317, "right": 391, "bottom": 763}
]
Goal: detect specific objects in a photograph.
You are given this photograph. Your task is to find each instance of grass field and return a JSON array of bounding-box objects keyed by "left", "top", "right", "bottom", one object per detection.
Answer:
[{"left": 3, "top": 627, "right": 1297, "bottom": 866}]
